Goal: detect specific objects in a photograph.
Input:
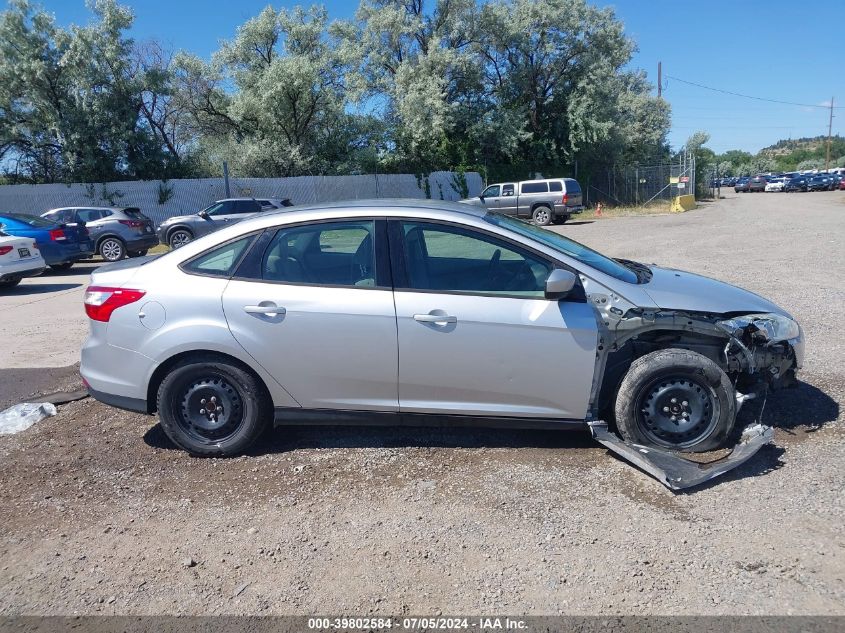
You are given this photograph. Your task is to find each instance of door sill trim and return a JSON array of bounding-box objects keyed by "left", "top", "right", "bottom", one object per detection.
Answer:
[{"left": 273, "top": 407, "right": 585, "bottom": 430}]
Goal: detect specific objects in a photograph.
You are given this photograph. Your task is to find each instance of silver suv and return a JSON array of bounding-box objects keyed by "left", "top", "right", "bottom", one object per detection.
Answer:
[
  {"left": 156, "top": 198, "right": 293, "bottom": 248},
  {"left": 461, "top": 178, "right": 584, "bottom": 225},
  {"left": 41, "top": 206, "right": 158, "bottom": 262}
]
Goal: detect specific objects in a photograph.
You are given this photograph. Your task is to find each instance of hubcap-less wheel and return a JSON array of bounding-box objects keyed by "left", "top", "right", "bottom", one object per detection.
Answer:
[
  {"left": 178, "top": 376, "right": 244, "bottom": 444},
  {"left": 169, "top": 230, "right": 192, "bottom": 249},
  {"left": 636, "top": 376, "right": 717, "bottom": 449},
  {"left": 100, "top": 238, "right": 125, "bottom": 262}
]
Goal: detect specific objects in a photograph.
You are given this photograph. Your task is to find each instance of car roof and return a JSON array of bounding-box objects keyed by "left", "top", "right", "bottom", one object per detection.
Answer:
[
  {"left": 260, "top": 198, "right": 486, "bottom": 220},
  {"left": 46, "top": 206, "right": 136, "bottom": 212}
]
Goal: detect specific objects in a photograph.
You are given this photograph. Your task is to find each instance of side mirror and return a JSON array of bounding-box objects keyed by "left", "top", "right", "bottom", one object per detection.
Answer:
[
  {"left": 545, "top": 269, "right": 577, "bottom": 300},
  {"left": 478, "top": 195, "right": 485, "bottom": 202},
  {"left": 198, "top": 210, "right": 210, "bottom": 219}
]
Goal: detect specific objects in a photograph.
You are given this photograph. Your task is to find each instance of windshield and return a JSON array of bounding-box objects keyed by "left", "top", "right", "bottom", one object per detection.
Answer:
[
  {"left": 484, "top": 213, "right": 639, "bottom": 283},
  {"left": 1, "top": 212, "right": 56, "bottom": 228}
]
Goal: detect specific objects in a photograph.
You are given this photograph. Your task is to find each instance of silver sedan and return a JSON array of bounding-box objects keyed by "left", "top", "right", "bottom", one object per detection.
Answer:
[{"left": 80, "top": 200, "right": 803, "bottom": 456}]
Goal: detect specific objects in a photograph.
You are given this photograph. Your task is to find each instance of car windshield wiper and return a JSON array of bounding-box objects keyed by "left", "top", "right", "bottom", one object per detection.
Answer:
[{"left": 615, "top": 258, "right": 653, "bottom": 283}]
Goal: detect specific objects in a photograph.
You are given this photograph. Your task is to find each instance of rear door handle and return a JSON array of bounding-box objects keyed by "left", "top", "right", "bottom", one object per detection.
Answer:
[
  {"left": 413, "top": 313, "right": 457, "bottom": 324},
  {"left": 244, "top": 304, "right": 286, "bottom": 316}
]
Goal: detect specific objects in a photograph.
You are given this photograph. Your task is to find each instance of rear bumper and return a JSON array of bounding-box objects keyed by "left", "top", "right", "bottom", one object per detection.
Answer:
[
  {"left": 86, "top": 386, "right": 148, "bottom": 414},
  {"left": 81, "top": 324, "right": 156, "bottom": 412},
  {"left": 125, "top": 233, "right": 159, "bottom": 251},
  {"left": 0, "top": 262, "right": 46, "bottom": 281},
  {"left": 553, "top": 204, "right": 584, "bottom": 216}
]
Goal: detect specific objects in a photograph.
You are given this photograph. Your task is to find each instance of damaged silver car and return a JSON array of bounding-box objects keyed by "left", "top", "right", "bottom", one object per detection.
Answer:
[{"left": 80, "top": 200, "right": 802, "bottom": 486}]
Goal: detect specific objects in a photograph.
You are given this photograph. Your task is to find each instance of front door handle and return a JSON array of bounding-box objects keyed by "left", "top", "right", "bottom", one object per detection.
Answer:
[
  {"left": 413, "top": 313, "right": 457, "bottom": 324},
  {"left": 244, "top": 303, "right": 286, "bottom": 317}
]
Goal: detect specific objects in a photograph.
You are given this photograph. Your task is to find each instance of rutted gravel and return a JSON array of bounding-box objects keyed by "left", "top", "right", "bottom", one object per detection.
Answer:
[{"left": 0, "top": 191, "right": 842, "bottom": 615}]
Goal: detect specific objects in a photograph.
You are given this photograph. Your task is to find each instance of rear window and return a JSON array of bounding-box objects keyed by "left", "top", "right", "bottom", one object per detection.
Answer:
[
  {"left": 548, "top": 181, "right": 562, "bottom": 192},
  {"left": 122, "top": 208, "right": 145, "bottom": 219},
  {"left": 565, "top": 180, "right": 582, "bottom": 193},
  {"left": 182, "top": 235, "right": 256, "bottom": 278},
  {"left": 521, "top": 182, "right": 549, "bottom": 194}
]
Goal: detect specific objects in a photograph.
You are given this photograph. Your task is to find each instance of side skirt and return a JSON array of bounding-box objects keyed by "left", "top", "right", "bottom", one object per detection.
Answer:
[{"left": 273, "top": 408, "right": 587, "bottom": 430}]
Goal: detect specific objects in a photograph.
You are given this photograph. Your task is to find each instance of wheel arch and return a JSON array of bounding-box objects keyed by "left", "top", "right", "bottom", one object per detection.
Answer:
[
  {"left": 95, "top": 233, "right": 126, "bottom": 251},
  {"left": 146, "top": 349, "right": 274, "bottom": 415},
  {"left": 166, "top": 225, "right": 194, "bottom": 242}
]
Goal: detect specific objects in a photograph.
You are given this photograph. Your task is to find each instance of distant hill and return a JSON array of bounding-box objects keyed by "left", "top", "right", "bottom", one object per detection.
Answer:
[{"left": 760, "top": 135, "right": 842, "bottom": 157}]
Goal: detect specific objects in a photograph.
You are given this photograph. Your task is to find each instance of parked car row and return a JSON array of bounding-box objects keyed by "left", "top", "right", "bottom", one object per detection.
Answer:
[{"left": 731, "top": 173, "right": 843, "bottom": 193}]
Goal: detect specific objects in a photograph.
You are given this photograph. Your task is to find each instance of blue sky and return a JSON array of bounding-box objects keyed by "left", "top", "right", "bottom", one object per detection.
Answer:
[{"left": 32, "top": 0, "right": 841, "bottom": 154}]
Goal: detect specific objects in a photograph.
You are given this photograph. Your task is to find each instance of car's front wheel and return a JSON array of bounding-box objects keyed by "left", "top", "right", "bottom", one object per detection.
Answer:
[
  {"left": 157, "top": 357, "right": 271, "bottom": 456},
  {"left": 614, "top": 348, "right": 735, "bottom": 452},
  {"left": 168, "top": 229, "right": 193, "bottom": 249},
  {"left": 99, "top": 237, "right": 126, "bottom": 262}
]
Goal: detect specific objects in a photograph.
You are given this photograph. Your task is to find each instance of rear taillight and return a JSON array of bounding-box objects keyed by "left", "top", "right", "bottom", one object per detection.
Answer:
[
  {"left": 49, "top": 229, "right": 66, "bottom": 241},
  {"left": 0, "top": 246, "right": 12, "bottom": 256},
  {"left": 562, "top": 193, "right": 569, "bottom": 204},
  {"left": 118, "top": 220, "right": 145, "bottom": 228},
  {"left": 84, "top": 286, "right": 145, "bottom": 322}
]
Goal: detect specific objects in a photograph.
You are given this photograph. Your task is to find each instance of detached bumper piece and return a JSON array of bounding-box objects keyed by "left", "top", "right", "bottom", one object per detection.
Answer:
[{"left": 589, "top": 421, "right": 774, "bottom": 491}]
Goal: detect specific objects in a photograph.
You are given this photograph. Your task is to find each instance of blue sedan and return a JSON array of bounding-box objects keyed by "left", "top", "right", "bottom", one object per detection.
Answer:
[{"left": 0, "top": 212, "right": 95, "bottom": 270}]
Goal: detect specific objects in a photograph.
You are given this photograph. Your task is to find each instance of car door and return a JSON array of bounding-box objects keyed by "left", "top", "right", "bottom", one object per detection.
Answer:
[
  {"left": 221, "top": 218, "right": 399, "bottom": 411},
  {"left": 390, "top": 220, "right": 598, "bottom": 419},
  {"left": 76, "top": 209, "right": 106, "bottom": 242},
  {"left": 498, "top": 183, "right": 518, "bottom": 215},
  {"left": 478, "top": 184, "right": 502, "bottom": 210}
]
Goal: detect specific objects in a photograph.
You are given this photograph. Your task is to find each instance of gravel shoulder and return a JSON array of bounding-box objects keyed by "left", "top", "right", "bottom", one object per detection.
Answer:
[{"left": 0, "top": 191, "right": 843, "bottom": 616}]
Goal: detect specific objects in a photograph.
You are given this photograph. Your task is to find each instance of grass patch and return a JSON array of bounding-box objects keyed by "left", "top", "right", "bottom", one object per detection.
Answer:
[
  {"left": 149, "top": 243, "right": 170, "bottom": 254},
  {"left": 576, "top": 202, "right": 675, "bottom": 219}
]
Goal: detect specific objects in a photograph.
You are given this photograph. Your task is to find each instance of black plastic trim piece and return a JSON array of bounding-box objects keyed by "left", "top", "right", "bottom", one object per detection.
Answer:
[
  {"left": 273, "top": 407, "right": 586, "bottom": 430},
  {"left": 87, "top": 388, "right": 148, "bottom": 414}
]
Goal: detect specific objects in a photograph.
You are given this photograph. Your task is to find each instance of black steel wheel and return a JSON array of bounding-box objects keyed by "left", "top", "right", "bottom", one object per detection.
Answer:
[
  {"left": 614, "top": 348, "right": 735, "bottom": 452},
  {"left": 157, "top": 357, "right": 270, "bottom": 456}
]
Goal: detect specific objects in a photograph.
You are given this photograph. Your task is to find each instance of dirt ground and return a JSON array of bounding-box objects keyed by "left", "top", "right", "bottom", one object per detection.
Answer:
[{"left": 0, "top": 190, "right": 843, "bottom": 616}]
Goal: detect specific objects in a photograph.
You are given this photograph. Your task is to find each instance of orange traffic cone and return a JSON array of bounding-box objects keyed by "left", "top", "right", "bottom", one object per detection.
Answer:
[{"left": 596, "top": 202, "right": 603, "bottom": 217}]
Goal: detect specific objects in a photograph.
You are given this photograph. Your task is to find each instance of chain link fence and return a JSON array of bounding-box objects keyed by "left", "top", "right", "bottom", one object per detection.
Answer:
[{"left": 580, "top": 156, "right": 696, "bottom": 208}]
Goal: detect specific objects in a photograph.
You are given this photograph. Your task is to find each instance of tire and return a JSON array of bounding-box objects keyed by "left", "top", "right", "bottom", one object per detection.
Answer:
[
  {"left": 0, "top": 277, "right": 21, "bottom": 288},
  {"left": 532, "top": 205, "right": 552, "bottom": 226},
  {"left": 99, "top": 237, "right": 126, "bottom": 262},
  {"left": 157, "top": 357, "right": 271, "bottom": 456},
  {"left": 128, "top": 249, "right": 148, "bottom": 258},
  {"left": 614, "top": 348, "right": 736, "bottom": 453},
  {"left": 168, "top": 228, "right": 193, "bottom": 249},
  {"left": 49, "top": 262, "right": 73, "bottom": 271}
]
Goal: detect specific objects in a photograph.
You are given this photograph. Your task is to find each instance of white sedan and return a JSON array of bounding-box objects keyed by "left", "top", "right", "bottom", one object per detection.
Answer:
[
  {"left": 765, "top": 178, "right": 786, "bottom": 192},
  {"left": 0, "top": 230, "right": 46, "bottom": 289}
]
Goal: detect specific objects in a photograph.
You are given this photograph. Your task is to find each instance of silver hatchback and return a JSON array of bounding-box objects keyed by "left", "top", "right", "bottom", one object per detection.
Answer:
[{"left": 81, "top": 200, "right": 803, "bottom": 457}]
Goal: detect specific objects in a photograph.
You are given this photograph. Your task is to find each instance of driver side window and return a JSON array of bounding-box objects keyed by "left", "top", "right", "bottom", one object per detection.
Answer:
[
  {"left": 400, "top": 222, "right": 552, "bottom": 297},
  {"left": 481, "top": 185, "right": 500, "bottom": 198}
]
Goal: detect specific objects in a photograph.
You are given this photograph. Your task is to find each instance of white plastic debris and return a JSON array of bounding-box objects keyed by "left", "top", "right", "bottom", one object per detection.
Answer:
[{"left": 0, "top": 402, "right": 57, "bottom": 435}]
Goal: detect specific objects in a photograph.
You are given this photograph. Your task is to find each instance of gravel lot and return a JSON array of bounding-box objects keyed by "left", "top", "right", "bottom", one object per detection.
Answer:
[{"left": 0, "top": 190, "right": 843, "bottom": 616}]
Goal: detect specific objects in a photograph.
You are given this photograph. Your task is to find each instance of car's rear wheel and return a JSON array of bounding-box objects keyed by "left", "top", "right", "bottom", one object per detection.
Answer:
[
  {"left": 49, "top": 262, "right": 73, "bottom": 271},
  {"left": 168, "top": 229, "right": 193, "bottom": 249},
  {"left": 532, "top": 205, "right": 552, "bottom": 226},
  {"left": 614, "top": 348, "right": 735, "bottom": 453},
  {"left": 99, "top": 237, "right": 126, "bottom": 262},
  {"left": 0, "top": 278, "right": 21, "bottom": 288},
  {"left": 157, "top": 357, "right": 270, "bottom": 456}
]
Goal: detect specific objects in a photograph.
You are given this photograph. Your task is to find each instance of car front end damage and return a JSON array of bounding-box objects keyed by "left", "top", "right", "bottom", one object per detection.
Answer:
[{"left": 583, "top": 280, "right": 803, "bottom": 490}]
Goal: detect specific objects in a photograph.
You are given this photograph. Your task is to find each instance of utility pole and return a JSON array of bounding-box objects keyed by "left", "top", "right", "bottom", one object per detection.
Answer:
[
  {"left": 825, "top": 97, "right": 834, "bottom": 172},
  {"left": 223, "top": 161, "right": 231, "bottom": 198},
  {"left": 657, "top": 62, "right": 662, "bottom": 98}
]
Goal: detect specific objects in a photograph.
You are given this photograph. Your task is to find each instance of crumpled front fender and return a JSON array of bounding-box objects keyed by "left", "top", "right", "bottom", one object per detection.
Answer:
[{"left": 589, "top": 421, "right": 774, "bottom": 491}]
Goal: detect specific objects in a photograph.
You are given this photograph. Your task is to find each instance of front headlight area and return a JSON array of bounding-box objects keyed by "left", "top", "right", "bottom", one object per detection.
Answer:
[{"left": 717, "top": 313, "right": 803, "bottom": 388}]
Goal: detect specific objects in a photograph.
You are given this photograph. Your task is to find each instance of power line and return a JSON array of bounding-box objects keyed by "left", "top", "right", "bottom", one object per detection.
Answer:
[{"left": 665, "top": 75, "right": 843, "bottom": 110}]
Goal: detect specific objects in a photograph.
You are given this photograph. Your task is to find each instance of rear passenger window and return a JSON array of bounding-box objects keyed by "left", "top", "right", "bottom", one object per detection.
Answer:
[
  {"left": 262, "top": 221, "right": 376, "bottom": 287},
  {"left": 502, "top": 184, "right": 515, "bottom": 196},
  {"left": 548, "top": 181, "right": 562, "bottom": 192},
  {"left": 77, "top": 209, "right": 104, "bottom": 223},
  {"left": 183, "top": 236, "right": 255, "bottom": 277},
  {"left": 521, "top": 182, "right": 548, "bottom": 194}
]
